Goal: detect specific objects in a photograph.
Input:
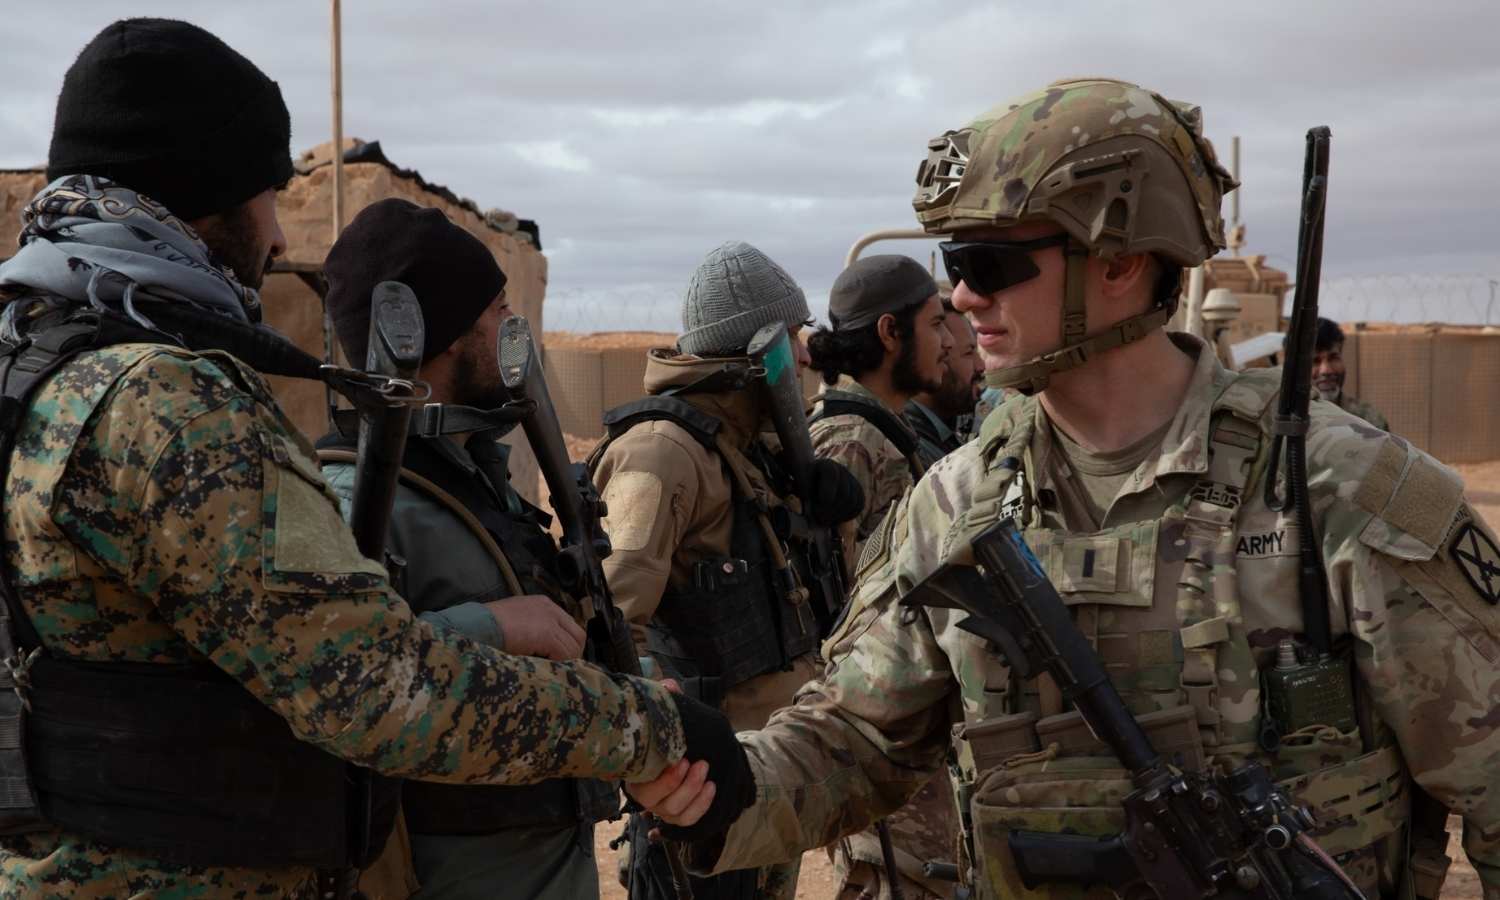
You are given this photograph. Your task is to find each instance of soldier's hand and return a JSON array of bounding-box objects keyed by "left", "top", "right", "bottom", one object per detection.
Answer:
[
  {"left": 484, "top": 594, "right": 586, "bottom": 660},
  {"left": 644, "top": 693, "right": 756, "bottom": 839},
  {"left": 627, "top": 758, "right": 717, "bottom": 826},
  {"left": 808, "top": 458, "right": 865, "bottom": 527}
]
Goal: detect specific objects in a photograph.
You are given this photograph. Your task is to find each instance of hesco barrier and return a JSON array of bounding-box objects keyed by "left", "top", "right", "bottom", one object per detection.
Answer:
[
  {"left": 1343, "top": 328, "right": 1500, "bottom": 464},
  {"left": 545, "top": 328, "right": 1500, "bottom": 464}
]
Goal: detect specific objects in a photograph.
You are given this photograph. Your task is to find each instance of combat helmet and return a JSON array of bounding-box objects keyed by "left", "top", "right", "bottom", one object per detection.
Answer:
[{"left": 913, "top": 77, "right": 1237, "bottom": 393}]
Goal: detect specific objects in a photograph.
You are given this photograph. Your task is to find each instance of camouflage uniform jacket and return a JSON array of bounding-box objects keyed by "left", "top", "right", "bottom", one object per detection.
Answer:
[
  {"left": 0, "top": 342, "right": 685, "bottom": 898},
  {"left": 810, "top": 377, "right": 922, "bottom": 557},
  {"left": 1335, "top": 391, "right": 1391, "bottom": 432},
  {"left": 593, "top": 351, "right": 819, "bottom": 731},
  {"left": 695, "top": 335, "right": 1500, "bottom": 899}
]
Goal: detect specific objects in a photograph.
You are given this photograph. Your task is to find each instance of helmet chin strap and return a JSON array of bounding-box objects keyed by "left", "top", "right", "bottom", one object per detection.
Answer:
[{"left": 984, "top": 237, "right": 1174, "bottom": 396}]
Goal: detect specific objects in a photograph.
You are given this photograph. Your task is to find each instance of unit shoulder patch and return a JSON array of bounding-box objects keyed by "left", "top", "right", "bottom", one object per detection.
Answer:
[{"left": 1451, "top": 521, "right": 1500, "bottom": 606}]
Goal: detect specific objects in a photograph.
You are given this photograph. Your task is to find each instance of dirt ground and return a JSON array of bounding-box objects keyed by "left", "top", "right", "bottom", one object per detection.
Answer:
[{"left": 594, "top": 460, "right": 1500, "bottom": 899}]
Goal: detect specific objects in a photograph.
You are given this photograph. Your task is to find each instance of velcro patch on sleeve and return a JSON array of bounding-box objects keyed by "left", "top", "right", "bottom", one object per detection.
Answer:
[
  {"left": 1355, "top": 441, "right": 1466, "bottom": 560},
  {"left": 599, "top": 470, "right": 663, "bottom": 553}
]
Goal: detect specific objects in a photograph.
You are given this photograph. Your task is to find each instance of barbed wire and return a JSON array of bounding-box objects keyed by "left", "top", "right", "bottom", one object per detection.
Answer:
[{"left": 1293, "top": 273, "right": 1499, "bottom": 326}]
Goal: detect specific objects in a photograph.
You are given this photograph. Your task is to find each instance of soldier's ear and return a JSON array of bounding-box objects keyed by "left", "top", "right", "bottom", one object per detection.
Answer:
[{"left": 1099, "top": 252, "right": 1155, "bottom": 310}]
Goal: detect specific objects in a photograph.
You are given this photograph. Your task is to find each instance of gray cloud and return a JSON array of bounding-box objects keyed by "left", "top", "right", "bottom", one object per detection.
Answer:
[{"left": 2, "top": 0, "right": 1497, "bottom": 329}]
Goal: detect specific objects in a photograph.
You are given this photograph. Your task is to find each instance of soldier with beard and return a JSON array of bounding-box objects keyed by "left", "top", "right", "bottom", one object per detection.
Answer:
[
  {"left": 318, "top": 199, "right": 617, "bottom": 899},
  {"left": 0, "top": 20, "right": 714, "bottom": 898},
  {"left": 1310, "top": 317, "right": 1389, "bottom": 431},
  {"left": 904, "top": 302, "right": 983, "bottom": 466},
  {"left": 808, "top": 255, "right": 953, "bottom": 562}
]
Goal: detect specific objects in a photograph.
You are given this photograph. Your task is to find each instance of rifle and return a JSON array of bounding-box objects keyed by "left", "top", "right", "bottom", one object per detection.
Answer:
[
  {"left": 348, "top": 281, "right": 427, "bottom": 562},
  {"left": 902, "top": 518, "right": 1364, "bottom": 900},
  {"left": 744, "top": 320, "right": 849, "bottom": 636},
  {"left": 495, "top": 315, "right": 693, "bottom": 900},
  {"left": 335, "top": 281, "right": 427, "bottom": 900}
]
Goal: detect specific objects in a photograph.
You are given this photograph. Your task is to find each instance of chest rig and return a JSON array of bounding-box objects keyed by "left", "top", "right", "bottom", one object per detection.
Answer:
[
  {"left": 0, "top": 315, "right": 393, "bottom": 871},
  {"left": 946, "top": 374, "right": 1415, "bottom": 900},
  {"left": 594, "top": 397, "right": 821, "bottom": 707}
]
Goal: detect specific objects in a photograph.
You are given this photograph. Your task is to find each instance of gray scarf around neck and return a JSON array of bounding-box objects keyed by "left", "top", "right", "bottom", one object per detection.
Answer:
[{"left": 0, "top": 175, "right": 259, "bottom": 341}]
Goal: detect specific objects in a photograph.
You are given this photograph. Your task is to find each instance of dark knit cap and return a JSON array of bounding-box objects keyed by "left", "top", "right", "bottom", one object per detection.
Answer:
[
  {"left": 47, "top": 18, "right": 294, "bottom": 220},
  {"left": 324, "top": 199, "right": 507, "bottom": 364},
  {"left": 828, "top": 255, "right": 939, "bottom": 331}
]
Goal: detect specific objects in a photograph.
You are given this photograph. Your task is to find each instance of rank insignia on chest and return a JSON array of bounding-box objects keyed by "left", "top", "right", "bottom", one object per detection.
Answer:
[{"left": 1451, "top": 521, "right": 1500, "bottom": 606}]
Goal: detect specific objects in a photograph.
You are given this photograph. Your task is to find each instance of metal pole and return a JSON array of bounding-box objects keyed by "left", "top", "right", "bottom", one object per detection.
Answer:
[
  {"left": 1231, "top": 136, "right": 1241, "bottom": 229},
  {"left": 1488, "top": 279, "right": 1497, "bottom": 327},
  {"left": 323, "top": 0, "right": 345, "bottom": 430}
]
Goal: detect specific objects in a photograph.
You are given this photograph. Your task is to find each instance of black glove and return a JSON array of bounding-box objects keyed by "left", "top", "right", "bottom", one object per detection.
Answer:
[
  {"left": 807, "top": 457, "right": 865, "bottom": 527},
  {"left": 657, "top": 692, "right": 756, "bottom": 841}
]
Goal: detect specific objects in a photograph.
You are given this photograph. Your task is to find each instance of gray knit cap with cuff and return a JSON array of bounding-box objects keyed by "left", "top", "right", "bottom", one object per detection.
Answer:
[
  {"left": 828, "top": 254, "right": 938, "bottom": 331},
  {"left": 678, "top": 241, "right": 810, "bottom": 356}
]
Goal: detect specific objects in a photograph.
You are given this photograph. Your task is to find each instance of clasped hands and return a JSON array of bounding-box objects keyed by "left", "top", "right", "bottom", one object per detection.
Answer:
[{"left": 627, "top": 686, "right": 756, "bottom": 840}]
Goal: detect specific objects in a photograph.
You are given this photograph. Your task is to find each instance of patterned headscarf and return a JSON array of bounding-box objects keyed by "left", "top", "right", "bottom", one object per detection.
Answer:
[{"left": 0, "top": 175, "right": 259, "bottom": 342}]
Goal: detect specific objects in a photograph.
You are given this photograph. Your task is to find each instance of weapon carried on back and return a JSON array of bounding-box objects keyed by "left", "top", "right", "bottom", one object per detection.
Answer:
[
  {"left": 745, "top": 320, "right": 850, "bottom": 637},
  {"left": 335, "top": 281, "right": 429, "bottom": 900},
  {"left": 903, "top": 518, "right": 1365, "bottom": 900},
  {"left": 496, "top": 315, "right": 693, "bottom": 900}
]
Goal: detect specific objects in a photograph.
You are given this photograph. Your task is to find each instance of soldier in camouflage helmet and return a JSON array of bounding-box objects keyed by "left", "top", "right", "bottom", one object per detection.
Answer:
[
  {"left": 630, "top": 78, "right": 1500, "bottom": 900},
  {"left": 0, "top": 20, "right": 697, "bottom": 897}
]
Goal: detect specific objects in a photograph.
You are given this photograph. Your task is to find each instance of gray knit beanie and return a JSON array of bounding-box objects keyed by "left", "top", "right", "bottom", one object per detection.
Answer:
[{"left": 678, "top": 241, "right": 811, "bottom": 356}]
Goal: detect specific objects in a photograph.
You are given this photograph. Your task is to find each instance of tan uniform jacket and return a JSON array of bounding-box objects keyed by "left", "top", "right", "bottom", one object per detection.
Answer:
[
  {"left": 693, "top": 335, "right": 1500, "bottom": 899},
  {"left": 593, "top": 351, "right": 817, "bottom": 730}
]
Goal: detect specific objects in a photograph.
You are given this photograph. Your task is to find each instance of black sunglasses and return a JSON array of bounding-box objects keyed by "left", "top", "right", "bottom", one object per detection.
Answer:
[{"left": 939, "top": 233, "right": 1071, "bottom": 296}]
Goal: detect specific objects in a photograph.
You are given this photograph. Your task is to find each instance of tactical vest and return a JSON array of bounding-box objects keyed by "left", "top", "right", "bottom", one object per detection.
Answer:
[
  {"left": 592, "top": 397, "right": 821, "bottom": 705},
  {"left": 945, "top": 371, "right": 1427, "bottom": 900},
  {"left": 318, "top": 430, "right": 618, "bottom": 836},
  {"left": 0, "top": 314, "right": 393, "bottom": 871},
  {"left": 810, "top": 388, "right": 927, "bottom": 481}
]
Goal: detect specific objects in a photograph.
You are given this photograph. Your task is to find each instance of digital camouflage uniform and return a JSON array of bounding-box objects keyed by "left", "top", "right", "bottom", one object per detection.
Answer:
[
  {"left": 323, "top": 430, "right": 611, "bottom": 900},
  {"left": 0, "top": 342, "right": 684, "bottom": 897},
  {"left": 1334, "top": 391, "right": 1391, "bottom": 432},
  {"left": 691, "top": 334, "right": 1500, "bottom": 899}
]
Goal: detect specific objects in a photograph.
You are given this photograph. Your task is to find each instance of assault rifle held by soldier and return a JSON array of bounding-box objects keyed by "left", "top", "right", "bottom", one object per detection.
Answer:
[
  {"left": 902, "top": 517, "right": 1365, "bottom": 900},
  {"left": 497, "top": 315, "right": 694, "bottom": 900}
]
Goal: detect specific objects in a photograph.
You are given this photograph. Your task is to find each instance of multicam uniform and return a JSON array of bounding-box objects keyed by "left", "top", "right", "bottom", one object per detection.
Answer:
[
  {"left": 812, "top": 383, "right": 956, "bottom": 900},
  {"left": 690, "top": 334, "right": 1500, "bottom": 899},
  {"left": 810, "top": 377, "right": 925, "bottom": 555},
  {"left": 0, "top": 341, "right": 684, "bottom": 897}
]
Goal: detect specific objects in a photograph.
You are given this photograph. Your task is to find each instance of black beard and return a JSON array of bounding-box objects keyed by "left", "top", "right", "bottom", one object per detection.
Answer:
[
  {"left": 931, "top": 371, "right": 978, "bottom": 421},
  {"left": 197, "top": 205, "right": 268, "bottom": 290},
  {"left": 890, "top": 335, "right": 943, "bottom": 397},
  {"left": 451, "top": 340, "right": 508, "bottom": 410}
]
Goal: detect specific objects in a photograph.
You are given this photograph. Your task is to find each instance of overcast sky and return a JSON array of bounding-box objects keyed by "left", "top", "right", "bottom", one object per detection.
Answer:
[{"left": 2, "top": 1, "right": 1497, "bottom": 329}]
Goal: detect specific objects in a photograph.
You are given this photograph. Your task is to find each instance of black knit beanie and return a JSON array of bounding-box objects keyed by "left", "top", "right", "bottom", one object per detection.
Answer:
[
  {"left": 324, "top": 199, "right": 508, "bottom": 365},
  {"left": 47, "top": 18, "right": 294, "bottom": 221}
]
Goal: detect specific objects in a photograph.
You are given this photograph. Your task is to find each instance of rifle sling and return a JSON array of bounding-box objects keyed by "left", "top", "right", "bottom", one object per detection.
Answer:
[{"left": 316, "top": 449, "right": 523, "bottom": 596}]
